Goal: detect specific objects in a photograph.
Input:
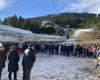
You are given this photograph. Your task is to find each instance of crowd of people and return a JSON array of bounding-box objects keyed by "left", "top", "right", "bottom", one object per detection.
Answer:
[
  {"left": 33, "top": 43, "right": 100, "bottom": 59},
  {"left": 0, "top": 42, "right": 100, "bottom": 80},
  {"left": 19, "top": 42, "right": 100, "bottom": 68}
]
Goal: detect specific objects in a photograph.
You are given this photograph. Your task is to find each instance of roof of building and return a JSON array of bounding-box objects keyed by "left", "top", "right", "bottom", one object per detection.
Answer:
[{"left": 0, "top": 24, "right": 33, "bottom": 35}]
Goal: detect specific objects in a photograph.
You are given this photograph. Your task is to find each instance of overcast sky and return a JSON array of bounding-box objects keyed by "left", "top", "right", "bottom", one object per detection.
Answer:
[{"left": 0, "top": 0, "right": 100, "bottom": 19}]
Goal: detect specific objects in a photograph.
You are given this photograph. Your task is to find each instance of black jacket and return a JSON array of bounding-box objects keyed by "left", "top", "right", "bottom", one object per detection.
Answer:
[
  {"left": 22, "top": 48, "right": 36, "bottom": 68},
  {"left": 8, "top": 49, "right": 20, "bottom": 72},
  {"left": 0, "top": 48, "right": 7, "bottom": 70}
]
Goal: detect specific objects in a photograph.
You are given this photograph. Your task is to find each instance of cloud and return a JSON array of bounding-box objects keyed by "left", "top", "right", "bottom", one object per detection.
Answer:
[
  {"left": 62, "top": 0, "right": 100, "bottom": 14},
  {"left": 0, "top": 0, "right": 13, "bottom": 10}
]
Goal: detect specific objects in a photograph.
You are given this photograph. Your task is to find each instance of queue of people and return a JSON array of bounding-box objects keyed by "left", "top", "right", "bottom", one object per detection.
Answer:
[
  {"left": 34, "top": 42, "right": 100, "bottom": 68},
  {"left": 34, "top": 43, "right": 100, "bottom": 59},
  {"left": 0, "top": 42, "right": 100, "bottom": 80},
  {"left": 20, "top": 42, "right": 100, "bottom": 69},
  {"left": 0, "top": 42, "right": 36, "bottom": 80}
]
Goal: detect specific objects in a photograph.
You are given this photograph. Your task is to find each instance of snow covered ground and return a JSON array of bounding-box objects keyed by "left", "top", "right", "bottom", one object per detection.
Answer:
[
  {"left": 73, "top": 29, "right": 92, "bottom": 38},
  {"left": 2, "top": 54, "right": 94, "bottom": 80}
]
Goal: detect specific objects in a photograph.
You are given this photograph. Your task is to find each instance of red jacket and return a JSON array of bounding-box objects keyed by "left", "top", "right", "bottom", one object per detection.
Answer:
[{"left": 92, "top": 47, "right": 96, "bottom": 53}]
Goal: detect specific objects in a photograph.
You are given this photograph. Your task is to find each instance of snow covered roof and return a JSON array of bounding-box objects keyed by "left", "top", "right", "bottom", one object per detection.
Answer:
[{"left": 0, "top": 24, "right": 33, "bottom": 35}]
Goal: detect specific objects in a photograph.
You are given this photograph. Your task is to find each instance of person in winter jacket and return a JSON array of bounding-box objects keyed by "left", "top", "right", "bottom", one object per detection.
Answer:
[
  {"left": 0, "top": 43, "right": 7, "bottom": 80},
  {"left": 8, "top": 45, "right": 20, "bottom": 80},
  {"left": 96, "top": 47, "right": 100, "bottom": 58},
  {"left": 92, "top": 46, "right": 97, "bottom": 59},
  {"left": 22, "top": 43, "right": 36, "bottom": 80},
  {"left": 95, "top": 47, "right": 100, "bottom": 68}
]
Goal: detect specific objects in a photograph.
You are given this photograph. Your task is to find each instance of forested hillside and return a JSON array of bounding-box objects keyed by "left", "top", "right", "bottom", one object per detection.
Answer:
[{"left": 1, "top": 13, "right": 100, "bottom": 35}]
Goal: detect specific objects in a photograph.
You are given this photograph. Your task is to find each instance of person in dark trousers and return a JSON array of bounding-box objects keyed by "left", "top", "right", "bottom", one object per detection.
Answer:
[
  {"left": 0, "top": 43, "right": 7, "bottom": 80},
  {"left": 22, "top": 43, "right": 36, "bottom": 80},
  {"left": 55, "top": 44, "right": 59, "bottom": 54},
  {"left": 8, "top": 45, "right": 20, "bottom": 80},
  {"left": 78, "top": 45, "right": 83, "bottom": 57}
]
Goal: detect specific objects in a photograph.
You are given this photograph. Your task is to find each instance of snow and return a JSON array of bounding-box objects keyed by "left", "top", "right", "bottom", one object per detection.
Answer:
[
  {"left": 73, "top": 29, "right": 92, "bottom": 37},
  {"left": 0, "top": 24, "right": 33, "bottom": 35},
  {"left": 1, "top": 54, "right": 94, "bottom": 80}
]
